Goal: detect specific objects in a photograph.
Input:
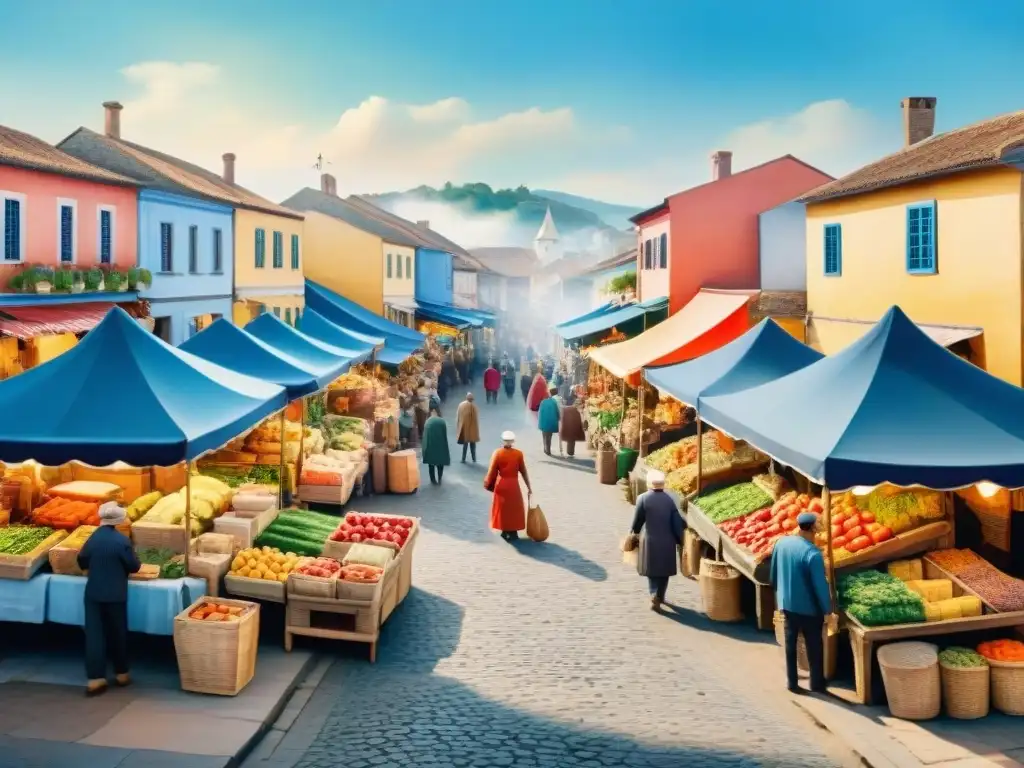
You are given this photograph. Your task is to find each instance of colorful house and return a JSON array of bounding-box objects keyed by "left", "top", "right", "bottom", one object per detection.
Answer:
[
  {"left": 581, "top": 248, "right": 638, "bottom": 308},
  {"left": 281, "top": 174, "right": 418, "bottom": 328},
  {"left": 0, "top": 124, "right": 141, "bottom": 373},
  {"left": 59, "top": 101, "right": 304, "bottom": 343},
  {"left": 803, "top": 98, "right": 1024, "bottom": 385},
  {"left": 632, "top": 151, "right": 834, "bottom": 314}
]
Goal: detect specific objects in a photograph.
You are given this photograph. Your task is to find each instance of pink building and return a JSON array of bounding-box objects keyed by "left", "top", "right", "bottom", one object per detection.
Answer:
[{"left": 1, "top": 124, "right": 138, "bottom": 278}]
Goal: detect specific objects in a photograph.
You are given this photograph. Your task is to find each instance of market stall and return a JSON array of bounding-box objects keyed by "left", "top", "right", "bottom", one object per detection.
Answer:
[{"left": 691, "top": 307, "right": 1024, "bottom": 707}]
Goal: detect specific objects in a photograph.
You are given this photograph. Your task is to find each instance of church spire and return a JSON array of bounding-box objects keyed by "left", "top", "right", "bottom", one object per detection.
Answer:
[{"left": 535, "top": 206, "right": 559, "bottom": 243}]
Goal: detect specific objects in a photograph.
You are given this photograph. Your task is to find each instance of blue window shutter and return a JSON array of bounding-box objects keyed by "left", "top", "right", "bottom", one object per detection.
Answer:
[
  {"left": 823, "top": 224, "right": 842, "bottom": 276},
  {"left": 255, "top": 228, "right": 265, "bottom": 268},
  {"left": 272, "top": 231, "right": 283, "bottom": 268},
  {"left": 188, "top": 225, "right": 198, "bottom": 273},
  {"left": 212, "top": 229, "right": 223, "bottom": 272},
  {"left": 387, "top": 253, "right": 392, "bottom": 278},
  {"left": 644, "top": 239, "right": 652, "bottom": 269},
  {"left": 59, "top": 205, "right": 74, "bottom": 262},
  {"left": 290, "top": 234, "right": 299, "bottom": 269},
  {"left": 397, "top": 254, "right": 402, "bottom": 278},
  {"left": 406, "top": 255, "right": 411, "bottom": 277},
  {"left": 906, "top": 202, "right": 937, "bottom": 274},
  {"left": 160, "top": 222, "right": 173, "bottom": 272},
  {"left": 659, "top": 233, "right": 667, "bottom": 268},
  {"left": 4, "top": 199, "right": 21, "bottom": 261},
  {"left": 99, "top": 210, "right": 112, "bottom": 264},
  {"left": 272, "top": 306, "right": 281, "bottom": 318}
]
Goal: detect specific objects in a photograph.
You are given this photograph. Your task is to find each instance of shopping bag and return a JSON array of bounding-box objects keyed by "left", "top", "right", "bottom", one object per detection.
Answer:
[
  {"left": 622, "top": 548, "right": 638, "bottom": 567},
  {"left": 621, "top": 534, "right": 638, "bottom": 552},
  {"left": 526, "top": 502, "right": 549, "bottom": 542}
]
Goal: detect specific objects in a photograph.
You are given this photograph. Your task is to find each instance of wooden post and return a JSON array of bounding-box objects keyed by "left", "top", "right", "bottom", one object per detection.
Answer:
[
  {"left": 637, "top": 373, "right": 646, "bottom": 460},
  {"left": 183, "top": 467, "right": 192, "bottom": 571},
  {"left": 278, "top": 409, "right": 287, "bottom": 509},
  {"left": 822, "top": 485, "right": 837, "bottom": 609},
  {"left": 695, "top": 416, "right": 704, "bottom": 496},
  {"left": 618, "top": 377, "right": 627, "bottom": 446},
  {"left": 296, "top": 398, "right": 306, "bottom": 489}
]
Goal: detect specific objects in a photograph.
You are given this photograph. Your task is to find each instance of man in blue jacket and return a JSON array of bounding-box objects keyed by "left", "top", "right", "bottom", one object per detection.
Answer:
[
  {"left": 770, "top": 511, "right": 832, "bottom": 694},
  {"left": 77, "top": 502, "right": 141, "bottom": 696}
]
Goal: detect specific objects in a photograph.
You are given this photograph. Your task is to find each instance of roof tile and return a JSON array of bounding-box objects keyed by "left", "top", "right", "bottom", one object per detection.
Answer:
[{"left": 0, "top": 124, "right": 136, "bottom": 186}]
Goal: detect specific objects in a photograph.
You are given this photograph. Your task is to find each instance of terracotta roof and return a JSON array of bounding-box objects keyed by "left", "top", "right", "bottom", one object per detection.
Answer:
[
  {"left": 280, "top": 188, "right": 420, "bottom": 247},
  {"left": 57, "top": 127, "right": 302, "bottom": 219},
  {"left": 468, "top": 247, "right": 538, "bottom": 278},
  {"left": 0, "top": 124, "right": 136, "bottom": 186},
  {"left": 577, "top": 248, "right": 638, "bottom": 276},
  {"left": 629, "top": 201, "right": 669, "bottom": 225},
  {"left": 799, "top": 110, "right": 1024, "bottom": 203}
]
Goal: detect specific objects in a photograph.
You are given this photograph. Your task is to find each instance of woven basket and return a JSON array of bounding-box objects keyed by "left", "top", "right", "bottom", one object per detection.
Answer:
[
  {"left": 878, "top": 642, "right": 941, "bottom": 720},
  {"left": 989, "top": 659, "right": 1024, "bottom": 716},
  {"left": 940, "top": 661, "right": 990, "bottom": 720},
  {"left": 682, "top": 529, "right": 702, "bottom": 580},
  {"left": 773, "top": 611, "right": 838, "bottom": 680},
  {"left": 173, "top": 597, "right": 259, "bottom": 696},
  {"left": 698, "top": 558, "right": 743, "bottom": 622}
]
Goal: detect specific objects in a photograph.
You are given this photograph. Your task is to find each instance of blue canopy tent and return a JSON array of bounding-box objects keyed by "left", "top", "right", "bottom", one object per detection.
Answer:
[
  {"left": 0, "top": 307, "right": 286, "bottom": 467},
  {"left": 245, "top": 312, "right": 371, "bottom": 377},
  {"left": 644, "top": 319, "right": 823, "bottom": 406},
  {"left": 181, "top": 318, "right": 351, "bottom": 399},
  {"left": 305, "top": 280, "right": 425, "bottom": 347},
  {"left": 699, "top": 306, "right": 1024, "bottom": 491},
  {"left": 414, "top": 304, "right": 474, "bottom": 331},
  {"left": 558, "top": 297, "right": 668, "bottom": 342},
  {"left": 554, "top": 301, "right": 615, "bottom": 331},
  {"left": 415, "top": 300, "right": 492, "bottom": 328},
  {"left": 298, "top": 309, "right": 411, "bottom": 367}
]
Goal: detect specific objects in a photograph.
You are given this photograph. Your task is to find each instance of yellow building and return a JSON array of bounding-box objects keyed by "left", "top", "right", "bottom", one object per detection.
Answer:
[
  {"left": 803, "top": 98, "right": 1024, "bottom": 385},
  {"left": 281, "top": 175, "right": 418, "bottom": 327},
  {"left": 231, "top": 205, "right": 306, "bottom": 327}
]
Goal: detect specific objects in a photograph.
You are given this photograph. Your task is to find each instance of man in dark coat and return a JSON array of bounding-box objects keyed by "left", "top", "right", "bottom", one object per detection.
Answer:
[
  {"left": 421, "top": 408, "right": 452, "bottom": 485},
  {"left": 770, "top": 512, "right": 832, "bottom": 694},
  {"left": 500, "top": 354, "right": 516, "bottom": 399},
  {"left": 77, "top": 502, "right": 141, "bottom": 696},
  {"left": 628, "top": 470, "right": 685, "bottom": 610}
]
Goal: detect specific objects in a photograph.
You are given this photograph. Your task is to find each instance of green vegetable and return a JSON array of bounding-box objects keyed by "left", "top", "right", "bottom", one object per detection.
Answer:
[
  {"left": 248, "top": 466, "right": 280, "bottom": 485},
  {"left": 256, "top": 530, "right": 323, "bottom": 556},
  {"left": 0, "top": 525, "right": 55, "bottom": 555},
  {"left": 838, "top": 570, "right": 926, "bottom": 627},
  {"left": 137, "top": 547, "right": 176, "bottom": 565},
  {"left": 276, "top": 509, "right": 338, "bottom": 530},
  {"left": 939, "top": 647, "right": 988, "bottom": 668},
  {"left": 696, "top": 482, "right": 774, "bottom": 524},
  {"left": 307, "top": 397, "right": 326, "bottom": 428},
  {"left": 160, "top": 556, "right": 186, "bottom": 579}
]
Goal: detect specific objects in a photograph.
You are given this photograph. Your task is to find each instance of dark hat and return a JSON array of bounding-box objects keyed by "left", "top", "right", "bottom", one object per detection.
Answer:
[{"left": 796, "top": 512, "right": 818, "bottom": 530}]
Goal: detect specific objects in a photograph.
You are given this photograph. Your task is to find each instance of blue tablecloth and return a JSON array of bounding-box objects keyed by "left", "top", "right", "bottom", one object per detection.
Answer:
[
  {"left": 46, "top": 575, "right": 208, "bottom": 636},
  {"left": 0, "top": 573, "right": 51, "bottom": 624}
]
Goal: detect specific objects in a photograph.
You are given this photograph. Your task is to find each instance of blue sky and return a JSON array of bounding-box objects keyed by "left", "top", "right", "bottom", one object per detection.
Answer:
[{"left": 2, "top": 0, "right": 1023, "bottom": 207}]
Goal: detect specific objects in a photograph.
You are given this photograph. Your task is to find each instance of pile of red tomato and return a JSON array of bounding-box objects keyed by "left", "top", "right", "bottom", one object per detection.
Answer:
[{"left": 830, "top": 505, "right": 893, "bottom": 554}]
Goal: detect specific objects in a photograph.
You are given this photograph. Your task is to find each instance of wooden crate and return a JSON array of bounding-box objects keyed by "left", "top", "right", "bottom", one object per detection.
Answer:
[
  {"left": 285, "top": 591, "right": 380, "bottom": 661},
  {"left": 0, "top": 529, "right": 68, "bottom": 580},
  {"left": 131, "top": 521, "right": 189, "bottom": 554},
  {"left": 70, "top": 463, "right": 151, "bottom": 504},
  {"left": 298, "top": 483, "right": 354, "bottom": 506},
  {"left": 223, "top": 574, "right": 286, "bottom": 603},
  {"left": 288, "top": 564, "right": 339, "bottom": 598}
]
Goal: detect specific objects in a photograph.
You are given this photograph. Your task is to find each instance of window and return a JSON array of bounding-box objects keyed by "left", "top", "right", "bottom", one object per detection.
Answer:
[
  {"left": 406, "top": 255, "right": 411, "bottom": 277},
  {"left": 3, "top": 195, "right": 25, "bottom": 262},
  {"left": 295, "top": 308, "right": 302, "bottom": 325},
  {"left": 187, "top": 318, "right": 199, "bottom": 338},
  {"left": 387, "top": 253, "right": 393, "bottom": 278},
  {"left": 160, "top": 222, "right": 173, "bottom": 272},
  {"left": 290, "top": 234, "right": 299, "bottom": 269},
  {"left": 823, "top": 224, "right": 842, "bottom": 276},
  {"left": 272, "top": 231, "right": 283, "bottom": 268},
  {"left": 285, "top": 308, "right": 292, "bottom": 325},
  {"left": 907, "top": 202, "right": 937, "bottom": 274},
  {"left": 272, "top": 306, "right": 281, "bottom": 318},
  {"left": 255, "top": 228, "right": 266, "bottom": 268},
  {"left": 188, "top": 225, "right": 198, "bottom": 273},
  {"left": 57, "top": 200, "right": 76, "bottom": 263},
  {"left": 644, "top": 239, "right": 652, "bottom": 269},
  {"left": 98, "top": 207, "right": 114, "bottom": 264},
  {"left": 659, "top": 233, "right": 668, "bottom": 269},
  {"left": 396, "top": 253, "right": 402, "bottom": 278},
  {"left": 212, "top": 228, "right": 223, "bottom": 272}
]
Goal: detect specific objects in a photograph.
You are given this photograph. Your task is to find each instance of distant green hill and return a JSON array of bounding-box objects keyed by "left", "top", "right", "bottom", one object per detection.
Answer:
[{"left": 366, "top": 183, "right": 622, "bottom": 237}]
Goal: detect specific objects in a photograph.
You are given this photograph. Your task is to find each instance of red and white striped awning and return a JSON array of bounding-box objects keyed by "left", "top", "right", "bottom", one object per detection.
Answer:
[{"left": 0, "top": 303, "right": 115, "bottom": 339}]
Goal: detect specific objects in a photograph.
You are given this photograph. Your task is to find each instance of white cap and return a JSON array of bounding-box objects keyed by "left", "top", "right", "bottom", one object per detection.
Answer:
[
  {"left": 99, "top": 501, "right": 127, "bottom": 526},
  {"left": 501, "top": 430, "right": 516, "bottom": 442},
  {"left": 647, "top": 470, "right": 666, "bottom": 488}
]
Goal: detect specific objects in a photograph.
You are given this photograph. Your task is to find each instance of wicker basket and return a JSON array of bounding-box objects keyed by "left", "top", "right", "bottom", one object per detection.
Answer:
[
  {"left": 682, "top": 529, "right": 702, "bottom": 580},
  {"left": 223, "top": 574, "right": 286, "bottom": 603},
  {"left": 288, "top": 562, "right": 340, "bottom": 598},
  {"left": 773, "top": 611, "right": 838, "bottom": 679},
  {"left": 596, "top": 448, "right": 617, "bottom": 485},
  {"left": 878, "top": 642, "right": 941, "bottom": 720},
  {"left": 336, "top": 574, "right": 383, "bottom": 601},
  {"left": 698, "top": 558, "right": 743, "bottom": 622},
  {"left": 989, "top": 659, "right": 1024, "bottom": 716},
  {"left": 173, "top": 597, "right": 259, "bottom": 696},
  {"left": 940, "top": 661, "right": 990, "bottom": 720}
]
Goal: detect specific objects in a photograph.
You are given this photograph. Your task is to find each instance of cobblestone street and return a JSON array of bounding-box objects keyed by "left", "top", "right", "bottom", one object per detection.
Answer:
[{"left": 252, "top": 383, "right": 857, "bottom": 768}]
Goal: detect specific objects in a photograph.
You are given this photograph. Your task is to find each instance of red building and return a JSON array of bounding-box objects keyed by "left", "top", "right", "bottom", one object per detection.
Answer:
[{"left": 632, "top": 151, "right": 833, "bottom": 314}]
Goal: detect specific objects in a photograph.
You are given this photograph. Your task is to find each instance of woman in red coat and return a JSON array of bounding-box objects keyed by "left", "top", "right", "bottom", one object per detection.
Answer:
[
  {"left": 484, "top": 431, "right": 533, "bottom": 541},
  {"left": 482, "top": 362, "right": 501, "bottom": 404},
  {"left": 526, "top": 371, "right": 549, "bottom": 412}
]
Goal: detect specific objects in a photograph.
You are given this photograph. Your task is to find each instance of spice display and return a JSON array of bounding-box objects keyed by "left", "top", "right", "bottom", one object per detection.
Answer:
[
  {"left": 695, "top": 482, "right": 774, "bottom": 524},
  {"left": 927, "top": 549, "right": 1024, "bottom": 613},
  {"left": 977, "top": 639, "right": 1024, "bottom": 662},
  {"left": 939, "top": 647, "right": 988, "bottom": 668},
  {"left": 0, "top": 525, "right": 56, "bottom": 555},
  {"left": 838, "top": 570, "right": 926, "bottom": 627}
]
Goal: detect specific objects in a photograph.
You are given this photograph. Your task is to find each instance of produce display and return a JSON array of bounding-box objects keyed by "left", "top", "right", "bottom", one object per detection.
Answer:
[
  {"left": 939, "top": 647, "right": 988, "bottom": 668},
  {"left": 255, "top": 509, "right": 338, "bottom": 556},
  {"left": 301, "top": 448, "right": 368, "bottom": 488},
  {"left": 832, "top": 486, "right": 945, "bottom": 536},
  {"left": 229, "top": 546, "right": 300, "bottom": 582},
  {"left": 126, "top": 491, "right": 163, "bottom": 522},
  {"left": 136, "top": 475, "right": 233, "bottom": 535},
  {"left": 827, "top": 493, "right": 894, "bottom": 563},
  {"left": 694, "top": 482, "right": 774, "bottom": 524},
  {"left": 31, "top": 498, "right": 100, "bottom": 529},
  {"left": 751, "top": 471, "right": 789, "bottom": 500},
  {"left": 927, "top": 549, "right": 1024, "bottom": 613},
  {"left": 838, "top": 570, "right": 926, "bottom": 627},
  {"left": 200, "top": 465, "right": 280, "bottom": 489},
  {"left": 653, "top": 395, "right": 685, "bottom": 427},
  {"left": 187, "top": 600, "right": 249, "bottom": 622},
  {"left": 340, "top": 563, "right": 383, "bottom": 584},
  {"left": 717, "top": 491, "right": 823, "bottom": 561},
  {"left": 977, "top": 639, "right": 1024, "bottom": 662},
  {"left": 328, "top": 512, "right": 415, "bottom": 547},
  {"left": 646, "top": 433, "right": 768, "bottom": 496},
  {"left": 138, "top": 547, "right": 186, "bottom": 578},
  {"left": 0, "top": 525, "right": 56, "bottom": 555},
  {"left": 344, "top": 542, "right": 395, "bottom": 569},
  {"left": 57, "top": 525, "right": 96, "bottom": 551},
  {"left": 292, "top": 557, "right": 341, "bottom": 579}
]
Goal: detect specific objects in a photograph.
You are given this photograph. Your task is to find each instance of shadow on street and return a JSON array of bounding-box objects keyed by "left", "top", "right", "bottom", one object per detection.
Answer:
[{"left": 509, "top": 538, "right": 608, "bottom": 582}]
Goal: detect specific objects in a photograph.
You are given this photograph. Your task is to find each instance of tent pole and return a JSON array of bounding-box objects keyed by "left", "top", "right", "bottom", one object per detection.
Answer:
[
  {"left": 695, "top": 416, "right": 704, "bottom": 496},
  {"left": 637, "top": 373, "right": 645, "bottom": 460},
  {"left": 297, "top": 398, "right": 306, "bottom": 496},
  {"left": 822, "top": 485, "right": 837, "bottom": 609},
  {"left": 184, "top": 467, "right": 192, "bottom": 572},
  {"left": 278, "top": 409, "right": 287, "bottom": 509},
  {"left": 618, "top": 376, "right": 627, "bottom": 446}
]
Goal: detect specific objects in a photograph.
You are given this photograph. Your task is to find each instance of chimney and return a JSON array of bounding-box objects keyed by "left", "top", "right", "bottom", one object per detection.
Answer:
[
  {"left": 320, "top": 173, "right": 336, "bottom": 196},
  {"left": 103, "top": 101, "right": 123, "bottom": 139},
  {"left": 711, "top": 150, "right": 732, "bottom": 181},
  {"left": 902, "top": 97, "right": 937, "bottom": 146},
  {"left": 416, "top": 220, "right": 430, "bottom": 229},
  {"left": 222, "top": 153, "right": 236, "bottom": 185}
]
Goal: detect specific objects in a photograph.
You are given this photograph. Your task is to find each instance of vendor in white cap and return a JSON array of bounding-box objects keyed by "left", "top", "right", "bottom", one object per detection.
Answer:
[
  {"left": 484, "top": 430, "right": 533, "bottom": 541},
  {"left": 77, "top": 501, "right": 141, "bottom": 697},
  {"left": 770, "top": 511, "right": 832, "bottom": 695},
  {"left": 626, "top": 470, "right": 685, "bottom": 610}
]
